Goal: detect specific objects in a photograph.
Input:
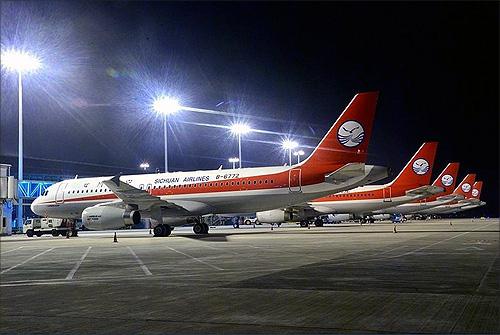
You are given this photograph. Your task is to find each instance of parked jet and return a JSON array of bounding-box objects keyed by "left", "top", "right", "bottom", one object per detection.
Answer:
[
  {"left": 435, "top": 181, "right": 485, "bottom": 214},
  {"left": 31, "top": 92, "right": 388, "bottom": 236},
  {"left": 257, "top": 142, "right": 442, "bottom": 225},
  {"left": 415, "top": 173, "right": 476, "bottom": 215},
  {"left": 371, "top": 162, "right": 460, "bottom": 215}
]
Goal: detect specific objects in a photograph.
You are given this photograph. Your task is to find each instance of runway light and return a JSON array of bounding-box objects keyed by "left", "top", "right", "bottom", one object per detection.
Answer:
[
  {"left": 230, "top": 123, "right": 251, "bottom": 135},
  {"left": 152, "top": 96, "right": 180, "bottom": 115},
  {"left": 1, "top": 49, "right": 42, "bottom": 73},
  {"left": 282, "top": 139, "right": 298, "bottom": 150}
]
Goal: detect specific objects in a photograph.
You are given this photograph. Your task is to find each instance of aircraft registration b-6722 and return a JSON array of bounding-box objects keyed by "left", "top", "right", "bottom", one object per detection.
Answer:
[{"left": 31, "top": 92, "right": 388, "bottom": 236}]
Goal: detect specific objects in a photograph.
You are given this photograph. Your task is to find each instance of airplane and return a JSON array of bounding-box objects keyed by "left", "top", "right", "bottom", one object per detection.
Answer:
[
  {"left": 31, "top": 92, "right": 388, "bottom": 237},
  {"left": 415, "top": 174, "right": 476, "bottom": 215},
  {"left": 256, "top": 142, "right": 443, "bottom": 226},
  {"left": 371, "top": 162, "right": 460, "bottom": 215},
  {"left": 433, "top": 181, "right": 485, "bottom": 215}
]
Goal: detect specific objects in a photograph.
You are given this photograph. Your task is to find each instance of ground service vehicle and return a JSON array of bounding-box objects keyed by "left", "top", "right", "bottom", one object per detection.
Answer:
[{"left": 23, "top": 218, "right": 75, "bottom": 237}]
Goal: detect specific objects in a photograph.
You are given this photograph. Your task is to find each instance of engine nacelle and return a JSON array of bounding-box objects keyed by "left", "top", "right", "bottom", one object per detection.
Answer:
[
  {"left": 256, "top": 209, "right": 294, "bottom": 223},
  {"left": 82, "top": 205, "right": 141, "bottom": 230}
]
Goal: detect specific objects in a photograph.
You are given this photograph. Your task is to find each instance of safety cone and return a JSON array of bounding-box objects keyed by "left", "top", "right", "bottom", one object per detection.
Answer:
[
  {"left": 450, "top": 221, "right": 453, "bottom": 226},
  {"left": 271, "top": 224, "right": 274, "bottom": 231},
  {"left": 113, "top": 232, "right": 118, "bottom": 243},
  {"left": 393, "top": 225, "right": 397, "bottom": 233}
]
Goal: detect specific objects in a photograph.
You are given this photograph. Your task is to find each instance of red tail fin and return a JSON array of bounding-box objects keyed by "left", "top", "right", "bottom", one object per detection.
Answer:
[
  {"left": 431, "top": 162, "right": 460, "bottom": 195},
  {"left": 389, "top": 142, "right": 438, "bottom": 188},
  {"left": 470, "top": 181, "right": 483, "bottom": 199},
  {"left": 454, "top": 173, "right": 476, "bottom": 197},
  {"left": 300, "top": 92, "right": 379, "bottom": 173}
]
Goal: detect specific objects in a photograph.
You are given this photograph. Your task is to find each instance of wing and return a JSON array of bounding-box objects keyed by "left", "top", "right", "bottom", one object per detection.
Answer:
[{"left": 102, "top": 175, "right": 189, "bottom": 214}]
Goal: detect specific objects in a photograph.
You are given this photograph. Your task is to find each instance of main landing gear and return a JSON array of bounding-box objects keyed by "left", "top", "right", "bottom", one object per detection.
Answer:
[
  {"left": 193, "top": 219, "right": 209, "bottom": 235},
  {"left": 153, "top": 224, "right": 172, "bottom": 237}
]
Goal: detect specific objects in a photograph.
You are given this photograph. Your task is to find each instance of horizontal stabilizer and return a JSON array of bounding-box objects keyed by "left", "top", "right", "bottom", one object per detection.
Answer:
[
  {"left": 405, "top": 185, "right": 443, "bottom": 197},
  {"left": 325, "top": 163, "right": 365, "bottom": 184}
]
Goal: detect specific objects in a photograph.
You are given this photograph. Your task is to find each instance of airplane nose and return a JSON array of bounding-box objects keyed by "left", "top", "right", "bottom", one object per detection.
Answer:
[{"left": 31, "top": 198, "right": 40, "bottom": 215}]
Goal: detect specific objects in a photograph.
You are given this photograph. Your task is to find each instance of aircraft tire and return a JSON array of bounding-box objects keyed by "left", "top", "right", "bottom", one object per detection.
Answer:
[
  {"left": 314, "top": 219, "right": 324, "bottom": 227},
  {"left": 299, "top": 220, "right": 308, "bottom": 228},
  {"left": 153, "top": 225, "right": 165, "bottom": 237},
  {"left": 202, "top": 223, "right": 209, "bottom": 234},
  {"left": 193, "top": 223, "right": 205, "bottom": 234},
  {"left": 163, "top": 225, "right": 172, "bottom": 237}
]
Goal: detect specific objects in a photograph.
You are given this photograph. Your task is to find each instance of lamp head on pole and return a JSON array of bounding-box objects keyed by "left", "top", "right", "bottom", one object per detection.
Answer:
[
  {"left": 282, "top": 139, "right": 298, "bottom": 151},
  {"left": 152, "top": 96, "right": 180, "bottom": 115},
  {"left": 228, "top": 157, "right": 240, "bottom": 163},
  {"left": 1, "top": 49, "right": 41, "bottom": 73},
  {"left": 229, "top": 123, "right": 251, "bottom": 135}
]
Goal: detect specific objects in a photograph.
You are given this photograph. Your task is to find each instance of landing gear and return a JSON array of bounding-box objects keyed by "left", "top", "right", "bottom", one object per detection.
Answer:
[
  {"left": 299, "top": 220, "right": 309, "bottom": 228},
  {"left": 153, "top": 224, "right": 172, "bottom": 237},
  {"left": 193, "top": 222, "right": 209, "bottom": 234},
  {"left": 314, "top": 218, "right": 324, "bottom": 227}
]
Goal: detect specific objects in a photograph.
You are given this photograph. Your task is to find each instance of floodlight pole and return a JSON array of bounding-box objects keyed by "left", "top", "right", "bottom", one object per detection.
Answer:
[
  {"left": 288, "top": 149, "right": 292, "bottom": 166},
  {"left": 17, "top": 71, "right": 23, "bottom": 228},
  {"left": 163, "top": 114, "right": 169, "bottom": 173},
  {"left": 238, "top": 134, "right": 242, "bottom": 169}
]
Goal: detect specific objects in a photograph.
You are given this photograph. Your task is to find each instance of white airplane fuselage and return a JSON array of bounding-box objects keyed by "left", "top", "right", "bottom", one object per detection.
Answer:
[{"left": 32, "top": 164, "right": 385, "bottom": 226}]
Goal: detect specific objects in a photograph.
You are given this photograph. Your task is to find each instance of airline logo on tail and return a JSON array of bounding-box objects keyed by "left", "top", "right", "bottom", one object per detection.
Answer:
[
  {"left": 337, "top": 120, "right": 365, "bottom": 147},
  {"left": 412, "top": 159, "right": 430, "bottom": 175},
  {"left": 472, "top": 188, "right": 479, "bottom": 197},
  {"left": 441, "top": 174, "right": 454, "bottom": 186},
  {"left": 462, "top": 183, "right": 471, "bottom": 192}
]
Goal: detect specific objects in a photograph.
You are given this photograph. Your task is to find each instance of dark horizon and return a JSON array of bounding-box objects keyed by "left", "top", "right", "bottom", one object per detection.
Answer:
[{"left": 1, "top": 2, "right": 498, "bottom": 216}]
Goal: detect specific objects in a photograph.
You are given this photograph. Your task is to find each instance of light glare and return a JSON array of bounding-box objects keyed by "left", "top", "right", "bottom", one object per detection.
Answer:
[
  {"left": 152, "top": 96, "right": 180, "bottom": 115},
  {"left": 1, "top": 49, "right": 42, "bottom": 73},
  {"left": 228, "top": 157, "right": 240, "bottom": 163},
  {"left": 282, "top": 139, "right": 298, "bottom": 150},
  {"left": 230, "top": 123, "right": 251, "bottom": 135}
]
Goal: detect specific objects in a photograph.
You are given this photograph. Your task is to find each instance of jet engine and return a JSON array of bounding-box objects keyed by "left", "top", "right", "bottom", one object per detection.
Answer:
[
  {"left": 256, "top": 209, "right": 294, "bottom": 223},
  {"left": 82, "top": 205, "right": 141, "bottom": 230}
]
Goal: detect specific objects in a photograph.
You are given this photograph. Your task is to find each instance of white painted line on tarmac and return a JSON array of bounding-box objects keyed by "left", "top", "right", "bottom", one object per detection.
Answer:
[
  {"left": 127, "top": 246, "right": 152, "bottom": 276},
  {"left": 66, "top": 246, "right": 92, "bottom": 280},
  {"left": 165, "top": 246, "right": 224, "bottom": 271},
  {"left": 1, "top": 246, "right": 24, "bottom": 254},
  {"left": 1, "top": 248, "right": 55, "bottom": 274}
]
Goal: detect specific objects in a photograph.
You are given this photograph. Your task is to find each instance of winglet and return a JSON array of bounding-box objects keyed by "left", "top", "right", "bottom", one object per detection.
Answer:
[
  {"left": 300, "top": 92, "right": 379, "bottom": 174},
  {"left": 389, "top": 142, "right": 438, "bottom": 188},
  {"left": 109, "top": 174, "right": 122, "bottom": 187}
]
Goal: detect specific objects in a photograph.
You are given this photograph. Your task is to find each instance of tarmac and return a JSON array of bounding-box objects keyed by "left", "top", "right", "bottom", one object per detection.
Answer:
[{"left": 1, "top": 218, "right": 498, "bottom": 334}]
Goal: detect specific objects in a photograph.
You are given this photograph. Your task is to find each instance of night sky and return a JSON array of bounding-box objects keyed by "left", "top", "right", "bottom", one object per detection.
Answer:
[{"left": 1, "top": 2, "right": 498, "bottom": 216}]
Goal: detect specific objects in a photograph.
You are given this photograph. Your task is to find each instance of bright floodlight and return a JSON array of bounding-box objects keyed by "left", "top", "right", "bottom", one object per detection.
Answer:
[
  {"left": 282, "top": 139, "right": 298, "bottom": 150},
  {"left": 152, "top": 96, "right": 180, "bottom": 115},
  {"left": 294, "top": 150, "right": 305, "bottom": 156},
  {"left": 230, "top": 123, "right": 251, "bottom": 135},
  {"left": 228, "top": 157, "right": 240, "bottom": 163},
  {"left": 139, "top": 162, "right": 150, "bottom": 170},
  {"left": 1, "top": 49, "right": 41, "bottom": 73}
]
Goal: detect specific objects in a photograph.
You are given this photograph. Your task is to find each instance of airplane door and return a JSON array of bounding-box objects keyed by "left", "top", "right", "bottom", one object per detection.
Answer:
[
  {"left": 146, "top": 184, "right": 152, "bottom": 194},
  {"left": 55, "top": 183, "right": 67, "bottom": 204},
  {"left": 289, "top": 169, "right": 302, "bottom": 192},
  {"left": 383, "top": 187, "right": 392, "bottom": 202}
]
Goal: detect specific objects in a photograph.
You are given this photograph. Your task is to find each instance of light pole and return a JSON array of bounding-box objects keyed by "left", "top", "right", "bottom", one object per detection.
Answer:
[
  {"left": 282, "top": 140, "right": 298, "bottom": 166},
  {"left": 293, "top": 150, "right": 305, "bottom": 164},
  {"left": 230, "top": 123, "right": 251, "bottom": 168},
  {"left": 152, "top": 96, "right": 180, "bottom": 173},
  {"left": 1, "top": 49, "right": 41, "bottom": 228},
  {"left": 228, "top": 157, "right": 239, "bottom": 169}
]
